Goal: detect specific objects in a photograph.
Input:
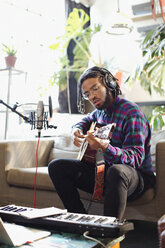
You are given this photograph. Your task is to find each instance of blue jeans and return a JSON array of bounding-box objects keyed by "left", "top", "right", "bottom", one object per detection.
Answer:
[{"left": 48, "top": 159, "right": 147, "bottom": 220}]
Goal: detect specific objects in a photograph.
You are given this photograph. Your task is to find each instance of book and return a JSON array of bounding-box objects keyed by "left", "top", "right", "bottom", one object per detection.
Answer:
[
  {"left": 0, "top": 204, "right": 67, "bottom": 219},
  {"left": 18, "top": 206, "right": 67, "bottom": 219},
  {"left": 0, "top": 217, "right": 51, "bottom": 246}
]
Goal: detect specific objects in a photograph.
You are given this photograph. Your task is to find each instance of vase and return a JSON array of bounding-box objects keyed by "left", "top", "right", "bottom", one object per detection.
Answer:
[{"left": 5, "top": 56, "right": 17, "bottom": 68}]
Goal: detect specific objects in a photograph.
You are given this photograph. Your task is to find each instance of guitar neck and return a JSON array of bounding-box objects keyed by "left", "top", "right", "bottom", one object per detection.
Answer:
[{"left": 77, "top": 122, "right": 96, "bottom": 161}]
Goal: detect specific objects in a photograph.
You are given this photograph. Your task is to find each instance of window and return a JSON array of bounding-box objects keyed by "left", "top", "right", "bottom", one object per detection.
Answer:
[{"left": 0, "top": 0, "right": 65, "bottom": 139}]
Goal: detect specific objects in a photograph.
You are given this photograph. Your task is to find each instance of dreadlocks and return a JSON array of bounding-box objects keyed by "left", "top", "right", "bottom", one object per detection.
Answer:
[{"left": 77, "top": 66, "right": 122, "bottom": 113}]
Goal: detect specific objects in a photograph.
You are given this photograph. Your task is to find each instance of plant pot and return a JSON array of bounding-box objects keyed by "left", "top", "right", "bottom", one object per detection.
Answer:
[{"left": 5, "top": 55, "right": 17, "bottom": 68}]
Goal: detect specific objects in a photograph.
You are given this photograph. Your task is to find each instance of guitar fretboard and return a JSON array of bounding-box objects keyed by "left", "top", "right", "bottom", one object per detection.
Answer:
[{"left": 77, "top": 122, "right": 116, "bottom": 163}]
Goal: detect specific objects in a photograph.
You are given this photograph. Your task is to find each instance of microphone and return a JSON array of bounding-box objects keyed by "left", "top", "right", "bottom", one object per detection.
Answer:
[
  {"left": 36, "top": 100, "right": 44, "bottom": 137},
  {"left": 0, "top": 98, "right": 57, "bottom": 136}
]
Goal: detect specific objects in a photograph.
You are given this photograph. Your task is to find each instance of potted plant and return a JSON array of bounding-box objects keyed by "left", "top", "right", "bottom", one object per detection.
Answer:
[
  {"left": 2, "top": 43, "right": 17, "bottom": 68},
  {"left": 125, "top": 23, "right": 165, "bottom": 130}
]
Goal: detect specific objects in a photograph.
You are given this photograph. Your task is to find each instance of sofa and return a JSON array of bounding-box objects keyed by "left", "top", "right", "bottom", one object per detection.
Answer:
[
  {"left": 0, "top": 113, "right": 165, "bottom": 222},
  {"left": 158, "top": 215, "right": 165, "bottom": 248}
]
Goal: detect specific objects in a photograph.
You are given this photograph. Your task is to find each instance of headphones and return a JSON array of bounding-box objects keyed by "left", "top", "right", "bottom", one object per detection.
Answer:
[
  {"left": 78, "top": 66, "right": 119, "bottom": 113},
  {"left": 88, "top": 66, "right": 117, "bottom": 91}
]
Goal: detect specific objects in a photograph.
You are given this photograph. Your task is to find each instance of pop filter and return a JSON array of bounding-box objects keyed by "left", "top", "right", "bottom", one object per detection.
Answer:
[{"left": 48, "top": 96, "right": 53, "bottom": 118}]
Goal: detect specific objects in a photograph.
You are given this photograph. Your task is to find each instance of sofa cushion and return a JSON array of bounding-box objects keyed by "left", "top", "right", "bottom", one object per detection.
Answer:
[
  {"left": 5, "top": 139, "right": 54, "bottom": 171},
  {"left": 7, "top": 167, "right": 55, "bottom": 191},
  {"left": 127, "top": 187, "right": 155, "bottom": 206},
  {"left": 47, "top": 113, "right": 82, "bottom": 162},
  {"left": 48, "top": 134, "right": 79, "bottom": 163},
  {"left": 6, "top": 167, "right": 95, "bottom": 203},
  {"left": 6, "top": 167, "right": 91, "bottom": 200}
]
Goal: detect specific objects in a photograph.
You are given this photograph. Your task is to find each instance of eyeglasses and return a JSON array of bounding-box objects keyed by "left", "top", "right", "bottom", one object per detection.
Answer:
[{"left": 82, "top": 83, "right": 101, "bottom": 100}]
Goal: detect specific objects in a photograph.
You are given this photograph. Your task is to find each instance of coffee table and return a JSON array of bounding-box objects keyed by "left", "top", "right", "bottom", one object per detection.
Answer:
[{"left": 0, "top": 231, "right": 124, "bottom": 248}]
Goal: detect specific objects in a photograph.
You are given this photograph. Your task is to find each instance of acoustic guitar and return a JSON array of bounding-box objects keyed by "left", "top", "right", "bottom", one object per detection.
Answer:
[{"left": 77, "top": 122, "right": 116, "bottom": 164}]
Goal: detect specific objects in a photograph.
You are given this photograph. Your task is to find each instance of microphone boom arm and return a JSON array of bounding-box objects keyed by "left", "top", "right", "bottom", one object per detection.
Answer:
[
  {"left": 0, "top": 99, "right": 57, "bottom": 129},
  {"left": 0, "top": 99, "right": 30, "bottom": 122}
]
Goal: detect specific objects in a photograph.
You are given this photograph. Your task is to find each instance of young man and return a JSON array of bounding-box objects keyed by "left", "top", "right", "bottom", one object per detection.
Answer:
[{"left": 48, "top": 66, "right": 155, "bottom": 220}]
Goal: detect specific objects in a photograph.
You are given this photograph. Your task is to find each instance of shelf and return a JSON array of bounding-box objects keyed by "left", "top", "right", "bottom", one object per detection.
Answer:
[
  {"left": 0, "top": 67, "right": 27, "bottom": 75},
  {"left": 0, "top": 68, "right": 27, "bottom": 139},
  {"left": 131, "top": 13, "right": 162, "bottom": 22}
]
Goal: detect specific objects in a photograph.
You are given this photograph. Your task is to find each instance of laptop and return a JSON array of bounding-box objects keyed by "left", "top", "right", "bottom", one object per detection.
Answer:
[{"left": 0, "top": 217, "right": 51, "bottom": 246}]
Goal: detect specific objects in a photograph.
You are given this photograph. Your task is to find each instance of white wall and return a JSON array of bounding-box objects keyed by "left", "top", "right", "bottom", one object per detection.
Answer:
[{"left": 89, "top": 0, "right": 164, "bottom": 102}]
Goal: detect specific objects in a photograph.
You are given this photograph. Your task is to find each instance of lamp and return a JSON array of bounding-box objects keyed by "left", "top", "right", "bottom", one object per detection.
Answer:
[
  {"left": 106, "top": 0, "right": 133, "bottom": 35},
  {"left": 71, "top": 0, "right": 96, "bottom": 7}
]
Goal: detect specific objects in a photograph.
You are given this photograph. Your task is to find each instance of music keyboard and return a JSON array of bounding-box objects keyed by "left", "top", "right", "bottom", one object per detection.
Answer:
[{"left": 0, "top": 205, "right": 134, "bottom": 238}]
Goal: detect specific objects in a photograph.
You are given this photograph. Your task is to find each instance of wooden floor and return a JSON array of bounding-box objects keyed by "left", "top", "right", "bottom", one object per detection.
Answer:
[{"left": 121, "top": 220, "right": 159, "bottom": 248}]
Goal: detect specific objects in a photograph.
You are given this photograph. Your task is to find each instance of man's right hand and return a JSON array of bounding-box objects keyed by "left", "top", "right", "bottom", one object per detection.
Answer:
[{"left": 72, "top": 128, "right": 85, "bottom": 147}]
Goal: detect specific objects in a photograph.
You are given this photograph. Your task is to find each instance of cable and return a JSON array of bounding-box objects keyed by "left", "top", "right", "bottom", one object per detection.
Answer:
[
  {"left": 33, "top": 136, "right": 40, "bottom": 208},
  {"left": 86, "top": 194, "right": 93, "bottom": 212},
  {"left": 83, "top": 231, "right": 106, "bottom": 248}
]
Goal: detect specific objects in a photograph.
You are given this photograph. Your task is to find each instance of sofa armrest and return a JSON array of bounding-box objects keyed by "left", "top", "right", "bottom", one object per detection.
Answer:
[
  {"left": 0, "top": 138, "right": 54, "bottom": 171},
  {"left": 0, "top": 141, "right": 8, "bottom": 186},
  {"left": 155, "top": 139, "right": 165, "bottom": 213}
]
